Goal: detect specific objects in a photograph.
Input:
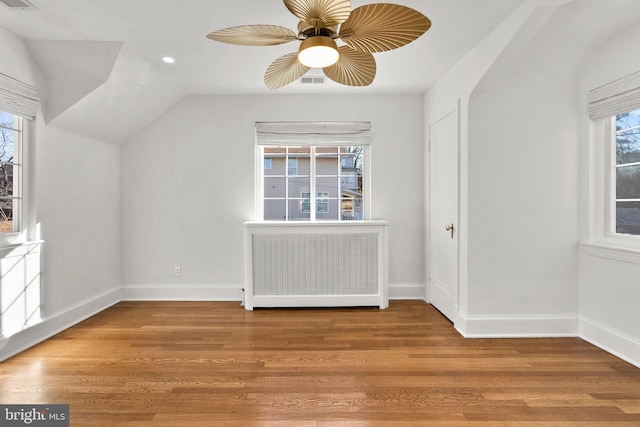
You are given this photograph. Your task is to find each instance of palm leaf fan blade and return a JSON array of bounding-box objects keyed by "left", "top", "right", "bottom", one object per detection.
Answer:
[
  {"left": 207, "top": 25, "right": 297, "bottom": 46},
  {"left": 265, "top": 52, "right": 311, "bottom": 90},
  {"left": 323, "top": 46, "right": 376, "bottom": 87},
  {"left": 339, "top": 3, "right": 431, "bottom": 53},
  {"left": 284, "top": 0, "right": 352, "bottom": 27}
]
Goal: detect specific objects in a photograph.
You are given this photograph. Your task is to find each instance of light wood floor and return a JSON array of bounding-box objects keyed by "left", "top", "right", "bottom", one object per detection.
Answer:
[{"left": 1, "top": 301, "right": 639, "bottom": 426}]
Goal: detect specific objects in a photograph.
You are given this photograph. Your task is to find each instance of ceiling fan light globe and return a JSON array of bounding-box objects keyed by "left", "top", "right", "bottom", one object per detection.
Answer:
[{"left": 298, "top": 36, "right": 339, "bottom": 68}]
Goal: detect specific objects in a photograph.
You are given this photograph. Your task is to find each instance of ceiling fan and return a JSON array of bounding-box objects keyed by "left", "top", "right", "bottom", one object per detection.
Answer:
[{"left": 206, "top": 0, "right": 431, "bottom": 90}]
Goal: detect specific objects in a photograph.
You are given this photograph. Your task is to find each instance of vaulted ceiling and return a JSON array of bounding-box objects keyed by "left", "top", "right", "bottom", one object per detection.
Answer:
[{"left": 1, "top": 0, "right": 527, "bottom": 143}]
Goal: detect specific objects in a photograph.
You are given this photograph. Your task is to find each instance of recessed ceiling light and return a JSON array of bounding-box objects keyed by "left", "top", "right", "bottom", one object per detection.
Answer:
[{"left": 162, "top": 56, "right": 175, "bottom": 64}]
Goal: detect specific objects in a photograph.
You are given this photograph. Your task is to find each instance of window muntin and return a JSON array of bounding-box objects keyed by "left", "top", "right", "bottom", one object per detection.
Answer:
[
  {"left": 0, "top": 111, "right": 21, "bottom": 234},
  {"left": 261, "top": 145, "right": 364, "bottom": 221},
  {"left": 614, "top": 109, "right": 640, "bottom": 236}
]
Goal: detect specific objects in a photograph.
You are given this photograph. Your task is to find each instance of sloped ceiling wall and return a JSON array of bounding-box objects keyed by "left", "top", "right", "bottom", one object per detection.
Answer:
[{"left": 26, "top": 40, "right": 123, "bottom": 123}]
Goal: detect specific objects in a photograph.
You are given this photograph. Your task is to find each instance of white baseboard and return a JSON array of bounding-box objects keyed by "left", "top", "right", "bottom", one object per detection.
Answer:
[
  {"left": 389, "top": 282, "right": 426, "bottom": 300},
  {"left": 0, "top": 287, "right": 121, "bottom": 363},
  {"left": 121, "top": 284, "right": 243, "bottom": 301},
  {"left": 456, "top": 311, "right": 579, "bottom": 338},
  {"left": 121, "top": 283, "right": 425, "bottom": 303},
  {"left": 580, "top": 316, "right": 640, "bottom": 368}
]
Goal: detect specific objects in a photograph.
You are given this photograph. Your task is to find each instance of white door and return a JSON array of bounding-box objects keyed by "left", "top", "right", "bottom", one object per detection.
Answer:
[{"left": 428, "top": 108, "right": 459, "bottom": 322}]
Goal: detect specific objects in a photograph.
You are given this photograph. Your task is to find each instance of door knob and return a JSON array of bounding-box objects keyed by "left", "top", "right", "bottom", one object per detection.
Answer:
[{"left": 445, "top": 223, "right": 454, "bottom": 239}]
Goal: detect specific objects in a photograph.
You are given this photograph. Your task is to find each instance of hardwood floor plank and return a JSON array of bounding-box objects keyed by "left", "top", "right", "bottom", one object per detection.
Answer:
[{"left": 1, "top": 300, "right": 639, "bottom": 426}]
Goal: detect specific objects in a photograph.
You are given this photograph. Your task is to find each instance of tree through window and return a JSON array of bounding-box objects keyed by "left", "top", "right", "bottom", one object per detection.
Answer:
[
  {"left": 614, "top": 109, "right": 640, "bottom": 236},
  {"left": 0, "top": 111, "right": 21, "bottom": 233}
]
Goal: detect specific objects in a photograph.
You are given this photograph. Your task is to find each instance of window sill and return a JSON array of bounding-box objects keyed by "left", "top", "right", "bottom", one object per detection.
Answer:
[
  {"left": 0, "top": 240, "right": 44, "bottom": 259},
  {"left": 581, "top": 241, "right": 640, "bottom": 265},
  {"left": 0, "top": 232, "right": 20, "bottom": 243},
  {"left": 244, "top": 220, "right": 388, "bottom": 228}
]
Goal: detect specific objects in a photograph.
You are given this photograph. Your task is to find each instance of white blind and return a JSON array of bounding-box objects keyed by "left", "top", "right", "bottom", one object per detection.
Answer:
[
  {"left": 588, "top": 71, "right": 640, "bottom": 120},
  {"left": 0, "top": 72, "right": 41, "bottom": 120},
  {"left": 255, "top": 121, "right": 371, "bottom": 146}
]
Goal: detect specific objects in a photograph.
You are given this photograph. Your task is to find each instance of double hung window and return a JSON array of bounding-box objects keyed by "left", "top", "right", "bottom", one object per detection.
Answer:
[
  {"left": 0, "top": 111, "right": 22, "bottom": 234},
  {"left": 255, "top": 122, "right": 371, "bottom": 222},
  {"left": 0, "top": 73, "right": 39, "bottom": 243},
  {"left": 588, "top": 71, "right": 640, "bottom": 247},
  {"left": 261, "top": 145, "right": 365, "bottom": 221},
  {"left": 613, "top": 109, "right": 640, "bottom": 236}
]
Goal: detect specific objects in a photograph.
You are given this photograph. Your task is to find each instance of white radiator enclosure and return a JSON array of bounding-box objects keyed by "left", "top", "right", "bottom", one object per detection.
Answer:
[{"left": 244, "top": 221, "right": 388, "bottom": 310}]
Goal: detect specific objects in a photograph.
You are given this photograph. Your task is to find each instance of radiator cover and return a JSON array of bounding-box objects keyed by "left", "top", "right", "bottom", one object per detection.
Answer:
[{"left": 244, "top": 222, "right": 388, "bottom": 310}]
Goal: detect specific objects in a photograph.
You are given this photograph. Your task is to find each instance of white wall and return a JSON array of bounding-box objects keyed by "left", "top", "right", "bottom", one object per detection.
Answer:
[
  {"left": 424, "top": 0, "right": 640, "bottom": 343},
  {"left": 0, "top": 26, "right": 121, "bottom": 361},
  {"left": 424, "top": 0, "right": 640, "bottom": 367},
  {"left": 35, "top": 125, "right": 121, "bottom": 315},
  {"left": 121, "top": 94, "right": 425, "bottom": 298},
  {"left": 579, "top": 24, "right": 640, "bottom": 367},
  {"left": 423, "top": 1, "right": 564, "bottom": 332},
  {"left": 467, "top": 20, "right": 580, "bottom": 321},
  {"left": 0, "top": 26, "right": 40, "bottom": 90}
]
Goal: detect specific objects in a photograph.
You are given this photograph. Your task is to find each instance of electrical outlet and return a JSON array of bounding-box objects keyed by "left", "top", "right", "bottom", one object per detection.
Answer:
[{"left": 174, "top": 266, "right": 181, "bottom": 277}]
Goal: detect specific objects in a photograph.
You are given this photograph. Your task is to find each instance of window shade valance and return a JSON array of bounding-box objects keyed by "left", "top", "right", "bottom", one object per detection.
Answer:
[
  {"left": 255, "top": 121, "right": 371, "bottom": 146},
  {"left": 588, "top": 71, "right": 640, "bottom": 120},
  {"left": 0, "top": 72, "right": 41, "bottom": 120}
]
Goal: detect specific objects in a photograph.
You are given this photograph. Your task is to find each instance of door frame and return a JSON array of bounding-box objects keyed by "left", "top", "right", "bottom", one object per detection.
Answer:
[{"left": 427, "top": 101, "right": 461, "bottom": 325}]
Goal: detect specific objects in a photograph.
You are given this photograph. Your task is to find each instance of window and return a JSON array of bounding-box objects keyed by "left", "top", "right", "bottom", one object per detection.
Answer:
[
  {"left": 0, "top": 73, "right": 39, "bottom": 248},
  {"left": 0, "top": 110, "right": 22, "bottom": 234},
  {"left": 300, "top": 192, "right": 311, "bottom": 213},
  {"left": 613, "top": 109, "right": 640, "bottom": 236},
  {"left": 587, "top": 71, "right": 640, "bottom": 251},
  {"left": 255, "top": 121, "right": 371, "bottom": 222},
  {"left": 301, "top": 192, "right": 329, "bottom": 214},
  {"left": 316, "top": 192, "right": 329, "bottom": 213},
  {"left": 260, "top": 145, "right": 365, "bottom": 221},
  {"left": 287, "top": 158, "right": 298, "bottom": 176}
]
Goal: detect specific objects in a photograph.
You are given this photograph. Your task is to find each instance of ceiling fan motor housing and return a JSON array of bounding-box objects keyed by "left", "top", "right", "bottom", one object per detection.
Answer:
[{"left": 297, "top": 36, "right": 340, "bottom": 68}]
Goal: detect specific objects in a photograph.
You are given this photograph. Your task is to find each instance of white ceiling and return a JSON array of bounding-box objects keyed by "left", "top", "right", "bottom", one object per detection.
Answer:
[{"left": 0, "top": 0, "right": 526, "bottom": 143}]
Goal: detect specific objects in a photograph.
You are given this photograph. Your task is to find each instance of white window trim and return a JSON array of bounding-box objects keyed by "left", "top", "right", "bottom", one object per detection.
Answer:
[
  {"left": 254, "top": 121, "right": 372, "bottom": 222},
  {"left": 584, "top": 70, "right": 640, "bottom": 262},
  {"left": 603, "top": 117, "right": 640, "bottom": 244},
  {"left": 255, "top": 145, "right": 371, "bottom": 222},
  {"left": 0, "top": 114, "right": 30, "bottom": 248},
  {"left": 584, "top": 117, "right": 640, "bottom": 262}
]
